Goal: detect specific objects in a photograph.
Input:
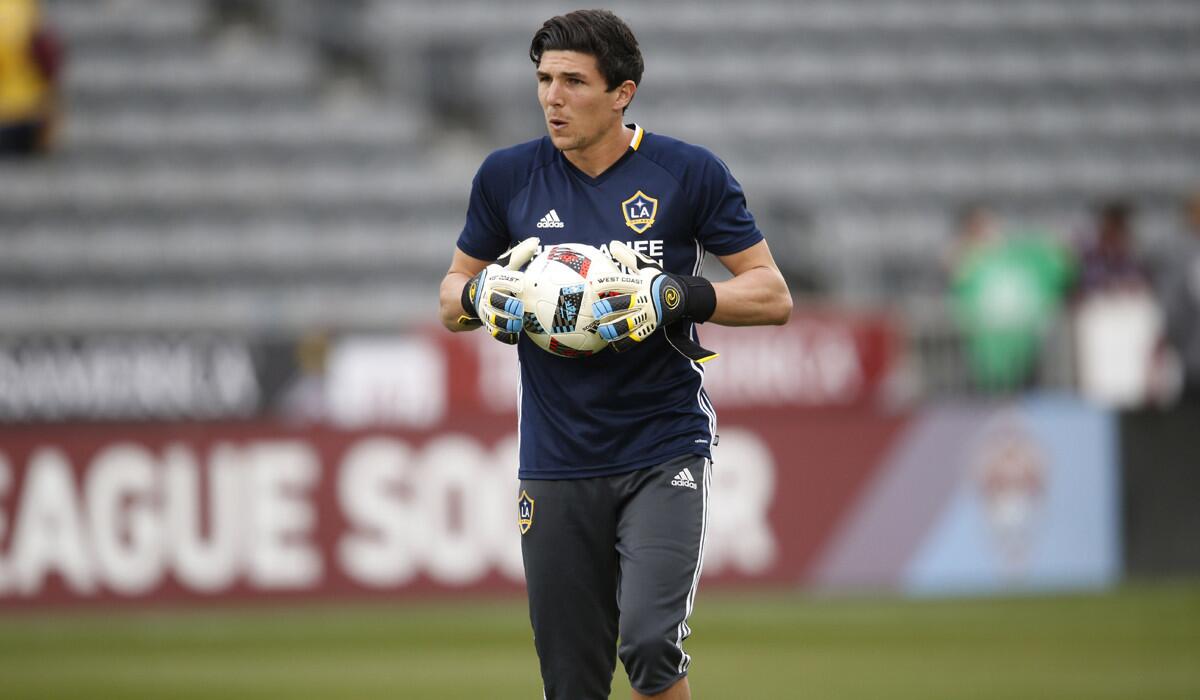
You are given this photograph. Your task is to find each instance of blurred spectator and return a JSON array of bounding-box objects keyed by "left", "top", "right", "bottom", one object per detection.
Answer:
[
  {"left": 1158, "top": 192, "right": 1200, "bottom": 403},
  {"left": 943, "top": 203, "right": 1001, "bottom": 282},
  {"left": 278, "top": 330, "right": 331, "bottom": 423},
  {"left": 949, "top": 218, "right": 1074, "bottom": 392},
  {"left": 0, "top": 0, "right": 63, "bottom": 157},
  {"left": 1074, "top": 201, "right": 1151, "bottom": 297},
  {"left": 1072, "top": 201, "right": 1169, "bottom": 407}
]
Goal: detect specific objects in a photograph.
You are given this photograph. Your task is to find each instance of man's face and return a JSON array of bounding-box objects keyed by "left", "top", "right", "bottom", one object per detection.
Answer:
[{"left": 536, "top": 50, "right": 628, "bottom": 152}]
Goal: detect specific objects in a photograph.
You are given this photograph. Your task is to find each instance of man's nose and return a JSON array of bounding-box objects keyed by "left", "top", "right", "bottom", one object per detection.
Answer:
[{"left": 545, "top": 80, "right": 565, "bottom": 106}]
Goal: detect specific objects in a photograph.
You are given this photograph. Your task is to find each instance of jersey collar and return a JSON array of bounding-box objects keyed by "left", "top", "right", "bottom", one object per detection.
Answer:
[
  {"left": 629, "top": 123, "right": 644, "bottom": 151},
  {"left": 558, "top": 123, "right": 644, "bottom": 187}
]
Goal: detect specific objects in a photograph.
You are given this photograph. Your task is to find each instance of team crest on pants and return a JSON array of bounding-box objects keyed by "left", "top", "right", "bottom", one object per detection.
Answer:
[
  {"left": 622, "top": 190, "right": 658, "bottom": 234},
  {"left": 518, "top": 490, "right": 535, "bottom": 534}
]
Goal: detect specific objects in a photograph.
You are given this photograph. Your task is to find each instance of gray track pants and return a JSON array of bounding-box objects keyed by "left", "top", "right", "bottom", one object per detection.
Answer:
[{"left": 519, "top": 454, "right": 710, "bottom": 699}]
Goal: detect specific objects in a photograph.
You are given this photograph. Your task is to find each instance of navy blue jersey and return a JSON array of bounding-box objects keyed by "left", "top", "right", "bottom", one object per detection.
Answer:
[{"left": 456, "top": 125, "right": 763, "bottom": 479}]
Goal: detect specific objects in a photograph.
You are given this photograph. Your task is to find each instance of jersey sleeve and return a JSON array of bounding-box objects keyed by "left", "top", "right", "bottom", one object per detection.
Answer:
[
  {"left": 456, "top": 154, "right": 515, "bottom": 262},
  {"left": 690, "top": 151, "right": 764, "bottom": 256}
]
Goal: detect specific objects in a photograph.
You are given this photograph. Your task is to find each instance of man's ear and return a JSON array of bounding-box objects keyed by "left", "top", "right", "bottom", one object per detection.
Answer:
[{"left": 613, "top": 80, "right": 637, "bottom": 112}]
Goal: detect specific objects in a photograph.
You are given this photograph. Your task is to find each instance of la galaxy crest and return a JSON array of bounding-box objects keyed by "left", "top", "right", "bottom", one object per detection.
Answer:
[
  {"left": 518, "top": 490, "right": 535, "bottom": 534},
  {"left": 622, "top": 191, "right": 658, "bottom": 234}
]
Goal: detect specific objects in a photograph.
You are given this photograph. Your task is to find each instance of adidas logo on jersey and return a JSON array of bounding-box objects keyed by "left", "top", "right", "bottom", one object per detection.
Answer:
[
  {"left": 670, "top": 468, "right": 698, "bottom": 490},
  {"left": 536, "top": 209, "right": 565, "bottom": 228}
]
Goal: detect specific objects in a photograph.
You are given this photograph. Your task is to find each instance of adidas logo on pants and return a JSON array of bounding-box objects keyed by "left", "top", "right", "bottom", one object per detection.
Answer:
[{"left": 670, "top": 468, "right": 698, "bottom": 489}]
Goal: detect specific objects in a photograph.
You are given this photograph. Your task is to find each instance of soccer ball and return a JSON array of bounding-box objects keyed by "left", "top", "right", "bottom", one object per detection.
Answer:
[{"left": 522, "top": 243, "right": 620, "bottom": 358}]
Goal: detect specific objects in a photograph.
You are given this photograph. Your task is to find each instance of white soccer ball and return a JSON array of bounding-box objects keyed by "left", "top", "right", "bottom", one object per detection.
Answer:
[{"left": 521, "top": 243, "right": 620, "bottom": 358}]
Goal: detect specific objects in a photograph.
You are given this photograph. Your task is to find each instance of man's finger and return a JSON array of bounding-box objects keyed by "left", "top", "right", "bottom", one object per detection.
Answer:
[
  {"left": 489, "top": 291, "right": 523, "bottom": 318},
  {"left": 607, "top": 240, "right": 642, "bottom": 270},
  {"left": 589, "top": 275, "right": 642, "bottom": 299},
  {"left": 607, "top": 240, "right": 660, "bottom": 272},
  {"left": 608, "top": 334, "right": 644, "bottom": 353},
  {"left": 499, "top": 236, "right": 541, "bottom": 270},
  {"left": 597, "top": 311, "right": 652, "bottom": 342},
  {"left": 486, "top": 270, "right": 525, "bottom": 291},
  {"left": 487, "top": 310, "right": 523, "bottom": 334},
  {"left": 489, "top": 326, "right": 520, "bottom": 344},
  {"left": 592, "top": 293, "right": 636, "bottom": 320}
]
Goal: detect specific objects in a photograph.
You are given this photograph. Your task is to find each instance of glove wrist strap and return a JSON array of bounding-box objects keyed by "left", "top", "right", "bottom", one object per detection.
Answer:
[
  {"left": 678, "top": 274, "right": 716, "bottom": 323},
  {"left": 460, "top": 275, "right": 480, "bottom": 319}
]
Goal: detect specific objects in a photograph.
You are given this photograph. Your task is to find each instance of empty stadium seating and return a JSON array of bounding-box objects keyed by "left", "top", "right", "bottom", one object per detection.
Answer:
[{"left": 1, "top": 0, "right": 1197, "bottom": 334}]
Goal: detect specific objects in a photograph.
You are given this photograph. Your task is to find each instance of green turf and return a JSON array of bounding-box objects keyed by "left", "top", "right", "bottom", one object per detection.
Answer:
[{"left": 1, "top": 582, "right": 1197, "bottom": 699}]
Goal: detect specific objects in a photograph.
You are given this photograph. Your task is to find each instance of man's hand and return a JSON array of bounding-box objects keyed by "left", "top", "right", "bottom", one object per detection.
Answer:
[
  {"left": 460, "top": 237, "right": 540, "bottom": 344},
  {"left": 590, "top": 241, "right": 719, "bottom": 362}
]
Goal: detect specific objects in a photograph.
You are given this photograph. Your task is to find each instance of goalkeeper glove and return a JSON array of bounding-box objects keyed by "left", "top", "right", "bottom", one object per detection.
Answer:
[
  {"left": 590, "top": 240, "right": 719, "bottom": 362},
  {"left": 459, "top": 237, "right": 540, "bottom": 344}
]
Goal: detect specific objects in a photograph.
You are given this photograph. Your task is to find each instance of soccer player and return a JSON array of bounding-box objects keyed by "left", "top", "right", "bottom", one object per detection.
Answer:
[{"left": 438, "top": 10, "right": 791, "bottom": 699}]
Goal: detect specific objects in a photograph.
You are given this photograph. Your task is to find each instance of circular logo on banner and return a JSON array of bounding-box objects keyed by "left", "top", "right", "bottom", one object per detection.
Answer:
[{"left": 973, "top": 413, "right": 1046, "bottom": 576}]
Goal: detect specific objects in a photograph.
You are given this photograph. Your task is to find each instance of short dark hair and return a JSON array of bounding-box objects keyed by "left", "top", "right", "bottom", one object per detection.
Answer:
[{"left": 529, "top": 10, "right": 644, "bottom": 93}]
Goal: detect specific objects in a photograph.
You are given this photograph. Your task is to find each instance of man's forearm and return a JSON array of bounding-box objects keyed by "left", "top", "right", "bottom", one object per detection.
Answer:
[
  {"left": 440, "top": 272, "right": 476, "bottom": 331},
  {"left": 709, "top": 266, "right": 793, "bottom": 327}
]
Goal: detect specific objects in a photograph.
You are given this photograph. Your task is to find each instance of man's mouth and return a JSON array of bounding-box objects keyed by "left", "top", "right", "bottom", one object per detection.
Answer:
[{"left": 548, "top": 118, "right": 568, "bottom": 130}]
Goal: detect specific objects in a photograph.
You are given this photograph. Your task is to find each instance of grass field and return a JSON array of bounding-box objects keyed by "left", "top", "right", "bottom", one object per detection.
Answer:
[{"left": 2, "top": 582, "right": 1198, "bottom": 699}]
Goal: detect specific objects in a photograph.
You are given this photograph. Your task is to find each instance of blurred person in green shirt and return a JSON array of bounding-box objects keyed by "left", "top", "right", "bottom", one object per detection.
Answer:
[{"left": 949, "top": 211, "right": 1075, "bottom": 392}]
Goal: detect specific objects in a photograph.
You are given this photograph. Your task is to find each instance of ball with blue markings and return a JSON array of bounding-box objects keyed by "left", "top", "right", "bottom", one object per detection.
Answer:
[{"left": 521, "top": 243, "right": 620, "bottom": 358}]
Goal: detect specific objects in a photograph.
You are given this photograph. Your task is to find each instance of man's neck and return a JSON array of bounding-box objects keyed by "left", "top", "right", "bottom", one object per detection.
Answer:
[{"left": 562, "top": 123, "right": 635, "bottom": 178}]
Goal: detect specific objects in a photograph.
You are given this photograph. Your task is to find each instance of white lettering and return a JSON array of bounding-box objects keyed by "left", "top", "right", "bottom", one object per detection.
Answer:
[
  {"left": 327, "top": 338, "right": 446, "bottom": 428},
  {"left": 248, "top": 443, "right": 322, "bottom": 589},
  {"left": 703, "top": 323, "right": 866, "bottom": 406},
  {"left": 9, "top": 449, "right": 95, "bottom": 595},
  {"left": 706, "top": 429, "right": 777, "bottom": 574},
  {"left": 594, "top": 241, "right": 665, "bottom": 266},
  {"left": 338, "top": 438, "right": 422, "bottom": 587},
  {"left": 479, "top": 434, "right": 524, "bottom": 582},
  {"left": 164, "top": 444, "right": 242, "bottom": 592},
  {"left": 0, "top": 338, "right": 260, "bottom": 421},
  {"left": 415, "top": 436, "right": 491, "bottom": 585},
  {"left": 87, "top": 444, "right": 163, "bottom": 595},
  {"left": 626, "top": 239, "right": 665, "bottom": 260},
  {"left": 209, "top": 345, "right": 262, "bottom": 417},
  {"left": 815, "top": 331, "right": 863, "bottom": 398},
  {"left": 0, "top": 428, "right": 778, "bottom": 601},
  {"left": 337, "top": 435, "right": 525, "bottom": 589}
]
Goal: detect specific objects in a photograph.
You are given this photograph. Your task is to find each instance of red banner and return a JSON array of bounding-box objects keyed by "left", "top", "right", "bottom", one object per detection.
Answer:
[
  {"left": 0, "top": 411, "right": 906, "bottom": 608},
  {"left": 432, "top": 307, "right": 900, "bottom": 421}
]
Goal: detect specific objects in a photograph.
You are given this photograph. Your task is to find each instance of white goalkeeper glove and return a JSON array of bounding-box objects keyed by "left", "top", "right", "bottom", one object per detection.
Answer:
[
  {"left": 590, "top": 240, "right": 719, "bottom": 362},
  {"left": 459, "top": 237, "right": 540, "bottom": 344}
]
